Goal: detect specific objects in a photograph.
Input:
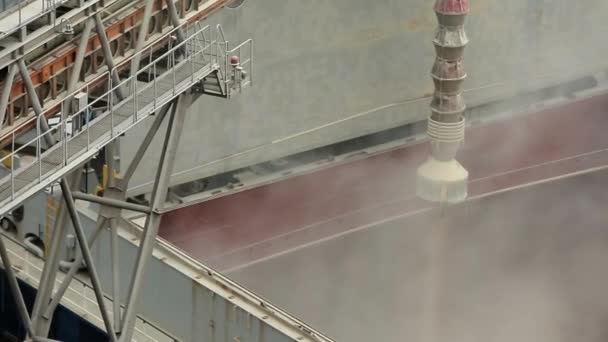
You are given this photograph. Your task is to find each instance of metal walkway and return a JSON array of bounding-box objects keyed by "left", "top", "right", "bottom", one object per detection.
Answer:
[{"left": 0, "top": 23, "right": 252, "bottom": 216}]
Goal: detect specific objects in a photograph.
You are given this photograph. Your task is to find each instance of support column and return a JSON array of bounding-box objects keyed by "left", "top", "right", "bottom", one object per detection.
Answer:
[
  {"left": 18, "top": 58, "right": 106, "bottom": 338},
  {"left": 33, "top": 21, "right": 98, "bottom": 334},
  {"left": 166, "top": 0, "right": 186, "bottom": 43},
  {"left": 18, "top": 59, "right": 47, "bottom": 129},
  {"left": 0, "top": 63, "right": 17, "bottom": 128},
  {"left": 94, "top": 11, "right": 129, "bottom": 328},
  {"left": 61, "top": 180, "right": 119, "bottom": 342},
  {"left": 0, "top": 233, "right": 36, "bottom": 338},
  {"left": 109, "top": 215, "right": 121, "bottom": 332},
  {"left": 94, "top": 15, "right": 129, "bottom": 330},
  {"left": 94, "top": 13, "right": 125, "bottom": 100},
  {"left": 20, "top": 56, "right": 73, "bottom": 335},
  {"left": 37, "top": 24, "right": 99, "bottom": 331},
  {"left": 119, "top": 93, "right": 190, "bottom": 342},
  {"left": 42, "top": 217, "right": 107, "bottom": 319},
  {"left": 17, "top": 58, "right": 54, "bottom": 146},
  {"left": 30, "top": 172, "right": 81, "bottom": 335},
  {"left": 129, "top": 0, "right": 155, "bottom": 78},
  {"left": 72, "top": 192, "right": 151, "bottom": 213},
  {"left": 69, "top": 18, "right": 95, "bottom": 92},
  {"left": 119, "top": 101, "right": 171, "bottom": 190}
]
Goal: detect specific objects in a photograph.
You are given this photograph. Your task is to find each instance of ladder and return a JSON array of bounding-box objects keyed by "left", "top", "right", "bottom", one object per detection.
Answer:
[{"left": 0, "top": 22, "right": 253, "bottom": 216}]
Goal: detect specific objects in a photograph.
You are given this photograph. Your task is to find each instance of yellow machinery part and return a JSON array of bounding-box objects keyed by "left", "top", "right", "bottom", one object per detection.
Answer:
[
  {"left": 95, "top": 164, "right": 109, "bottom": 196},
  {"left": 0, "top": 150, "right": 11, "bottom": 169}
]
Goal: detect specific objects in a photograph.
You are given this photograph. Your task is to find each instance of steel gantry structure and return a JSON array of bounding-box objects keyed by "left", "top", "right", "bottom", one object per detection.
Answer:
[{"left": 0, "top": 0, "right": 253, "bottom": 341}]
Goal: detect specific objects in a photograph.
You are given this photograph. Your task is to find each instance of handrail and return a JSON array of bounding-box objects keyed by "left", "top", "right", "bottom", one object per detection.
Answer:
[
  {"left": 216, "top": 24, "right": 228, "bottom": 48},
  {"left": 113, "top": 16, "right": 193, "bottom": 71},
  {"left": 0, "top": 70, "right": 111, "bottom": 146},
  {"left": 0, "top": 21, "right": 213, "bottom": 164},
  {"left": 1, "top": 14, "right": 212, "bottom": 147},
  {"left": 0, "top": 23, "right": 252, "bottom": 209},
  {"left": 0, "top": 23, "right": 214, "bottom": 167},
  {"left": 1, "top": 0, "right": 70, "bottom": 39},
  {"left": 0, "top": 71, "right": 110, "bottom": 163},
  {"left": 0, "top": 22, "right": 229, "bottom": 167}
]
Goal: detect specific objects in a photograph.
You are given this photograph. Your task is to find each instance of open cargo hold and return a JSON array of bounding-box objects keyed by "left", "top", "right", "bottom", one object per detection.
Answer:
[{"left": 158, "top": 93, "right": 608, "bottom": 341}]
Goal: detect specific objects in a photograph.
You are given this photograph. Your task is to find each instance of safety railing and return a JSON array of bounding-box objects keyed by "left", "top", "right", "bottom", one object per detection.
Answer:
[
  {"left": 0, "top": 8, "right": 196, "bottom": 146},
  {"left": 216, "top": 24, "right": 254, "bottom": 98},
  {"left": 0, "top": 21, "right": 253, "bottom": 213},
  {"left": 0, "top": 23, "right": 251, "bottom": 210},
  {"left": 0, "top": 0, "right": 70, "bottom": 38}
]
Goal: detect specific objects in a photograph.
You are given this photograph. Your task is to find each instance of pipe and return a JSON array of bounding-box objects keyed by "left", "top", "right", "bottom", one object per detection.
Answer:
[
  {"left": 72, "top": 191, "right": 152, "bottom": 213},
  {"left": 23, "top": 236, "right": 44, "bottom": 258},
  {"left": 416, "top": 0, "right": 470, "bottom": 204},
  {"left": 58, "top": 259, "right": 84, "bottom": 272}
]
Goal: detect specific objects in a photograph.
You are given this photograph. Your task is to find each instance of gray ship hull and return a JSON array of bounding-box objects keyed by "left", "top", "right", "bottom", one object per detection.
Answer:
[{"left": 122, "top": 0, "right": 608, "bottom": 195}]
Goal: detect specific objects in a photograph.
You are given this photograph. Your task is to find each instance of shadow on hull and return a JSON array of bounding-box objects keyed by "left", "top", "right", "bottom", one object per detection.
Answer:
[{"left": 0, "top": 268, "right": 106, "bottom": 342}]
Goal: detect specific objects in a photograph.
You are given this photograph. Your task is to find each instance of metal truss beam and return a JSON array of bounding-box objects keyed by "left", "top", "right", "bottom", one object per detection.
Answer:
[
  {"left": 61, "top": 181, "right": 119, "bottom": 342},
  {"left": 68, "top": 18, "right": 96, "bottom": 94},
  {"left": 120, "top": 101, "right": 172, "bottom": 190},
  {"left": 20, "top": 50, "right": 113, "bottom": 338},
  {"left": 0, "top": 0, "right": 110, "bottom": 71},
  {"left": 0, "top": 233, "right": 36, "bottom": 338},
  {"left": 18, "top": 59, "right": 45, "bottom": 120},
  {"left": 21, "top": 56, "right": 70, "bottom": 334},
  {"left": 30, "top": 172, "right": 81, "bottom": 335},
  {"left": 109, "top": 215, "right": 121, "bottom": 332},
  {"left": 30, "top": 22, "right": 100, "bottom": 332},
  {"left": 72, "top": 191, "right": 151, "bottom": 213},
  {"left": 119, "top": 92, "right": 190, "bottom": 342},
  {"left": 94, "top": 13, "right": 125, "bottom": 101},
  {"left": 42, "top": 217, "right": 107, "bottom": 319},
  {"left": 130, "top": 0, "right": 155, "bottom": 78},
  {"left": 104, "top": 140, "right": 123, "bottom": 332}
]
